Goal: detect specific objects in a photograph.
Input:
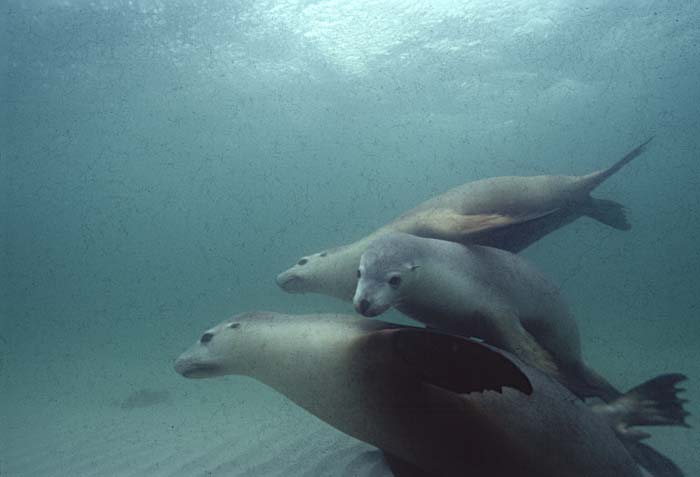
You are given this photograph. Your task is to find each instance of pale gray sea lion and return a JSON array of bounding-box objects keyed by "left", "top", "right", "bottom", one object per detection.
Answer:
[
  {"left": 174, "top": 312, "right": 687, "bottom": 477},
  {"left": 353, "top": 232, "right": 616, "bottom": 401},
  {"left": 276, "top": 139, "right": 652, "bottom": 302}
]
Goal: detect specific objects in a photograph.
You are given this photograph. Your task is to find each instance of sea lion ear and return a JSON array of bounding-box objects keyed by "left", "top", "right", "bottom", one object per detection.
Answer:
[
  {"left": 391, "top": 328, "right": 533, "bottom": 395},
  {"left": 409, "top": 264, "right": 420, "bottom": 271}
]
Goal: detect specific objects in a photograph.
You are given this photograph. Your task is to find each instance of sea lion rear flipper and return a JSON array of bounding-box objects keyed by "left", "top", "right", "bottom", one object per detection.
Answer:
[
  {"left": 622, "top": 441, "right": 685, "bottom": 477},
  {"left": 580, "top": 137, "right": 654, "bottom": 191},
  {"left": 583, "top": 198, "right": 631, "bottom": 231},
  {"left": 388, "top": 328, "right": 533, "bottom": 395},
  {"left": 592, "top": 373, "right": 689, "bottom": 477},
  {"left": 594, "top": 373, "right": 690, "bottom": 432},
  {"left": 397, "top": 208, "right": 559, "bottom": 243}
]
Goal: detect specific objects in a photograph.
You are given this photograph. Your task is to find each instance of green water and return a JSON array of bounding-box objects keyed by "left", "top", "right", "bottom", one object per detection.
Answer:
[{"left": 2, "top": 1, "right": 699, "bottom": 475}]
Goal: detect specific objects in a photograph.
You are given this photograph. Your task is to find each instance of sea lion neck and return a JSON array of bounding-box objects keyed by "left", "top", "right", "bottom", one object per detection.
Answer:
[
  {"left": 310, "top": 234, "right": 387, "bottom": 301},
  {"left": 243, "top": 315, "right": 363, "bottom": 391}
]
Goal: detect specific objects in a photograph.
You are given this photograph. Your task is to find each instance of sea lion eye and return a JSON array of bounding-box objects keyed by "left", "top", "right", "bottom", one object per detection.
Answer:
[
  {"left": 388, "top": 275, "right": 402, "bottom": 288},
  {"left": 357, "top": 269, "right": 361, "bottom": 278},
  {"left": 228, "top": 322, "right": 240, "bottom": 329},
  {"left": 298, "top": 258, "right": 308, "bottom": 266},
  {"left": 319, "top": 252, "right": 327, "bottom": 257},
  {"left": 200, "top": 332, "right": 214, "bottom": 344}
]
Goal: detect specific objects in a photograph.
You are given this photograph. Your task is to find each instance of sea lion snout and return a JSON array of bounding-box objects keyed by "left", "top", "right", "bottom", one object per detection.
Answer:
[
  {"left": 276, "top": 271, "right": 303, "bottom": 292},
  {"left": 353, "top": 295, "right": 389, "bottom": 317},
  {"left": 353, "top": 273, "right": 395, "bottom": 317},
  {"left": 356, "top": 299, "right": 371, "bottom": 316},
  {"left": 174, "top": 355, "right": 222, "bottom": 379},
  {"left": 173, "top": 355, "right": 197, "bottom": 377}
]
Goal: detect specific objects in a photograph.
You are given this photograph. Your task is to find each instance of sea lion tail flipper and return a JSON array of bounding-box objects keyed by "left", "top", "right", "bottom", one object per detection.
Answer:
[
  {"left": 580, "top": 136, "right": 654, "bottom": 191},
  {"left": 584, "top": 198, "right": 631, "bottom": 231},
  {"left": 623, "top": 441, "right": 685, "bottom": 477}
]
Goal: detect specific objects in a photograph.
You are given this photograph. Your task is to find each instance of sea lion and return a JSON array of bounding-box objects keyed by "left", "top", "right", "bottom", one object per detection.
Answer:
[
  {"left": 353, "top": 232, "right": 617, "bottom": 401},
  {"left": 174, "top": 312, "right": 687, "bottom": 477},
  {"left": 276, "top": 139, "right": 652, "bottom": 302}
]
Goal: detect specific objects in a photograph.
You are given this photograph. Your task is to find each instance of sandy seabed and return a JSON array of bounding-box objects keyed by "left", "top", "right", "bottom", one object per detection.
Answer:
[{"left": 2, "top": 373, "right": 392, "bottom": 477}]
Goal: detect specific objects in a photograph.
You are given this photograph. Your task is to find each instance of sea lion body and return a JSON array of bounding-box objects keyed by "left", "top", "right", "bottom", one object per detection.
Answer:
[
  {"left": 174, "top": 312, "right": 642, "bottom": 477},
  {"left": 276, "top": 139, "right": 652, "bottom": 301},
  {"left": 392, "top": 174, "right": 592, "bottom": 252},
  {"left": 354, "top": 232, "right": 618, "bottom": 400}
]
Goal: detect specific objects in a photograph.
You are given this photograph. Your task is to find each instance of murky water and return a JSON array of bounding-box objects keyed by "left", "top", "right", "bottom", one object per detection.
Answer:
[{"left": 2, "top": 1, "right": 699, "bottom": 475}]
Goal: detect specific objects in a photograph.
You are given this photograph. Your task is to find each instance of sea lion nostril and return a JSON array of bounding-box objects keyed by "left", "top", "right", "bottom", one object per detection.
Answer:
[
  {"left": 200, "top": 332, "right": 214, "bottom": 344},
  {"left": 358, "top": 299, "right": 370, "bottom": 315}
]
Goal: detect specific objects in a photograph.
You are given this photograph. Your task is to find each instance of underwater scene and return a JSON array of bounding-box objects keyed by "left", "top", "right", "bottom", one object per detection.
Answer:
[{"left": 2, "top": 1, "right": 699, "bottom": 476}]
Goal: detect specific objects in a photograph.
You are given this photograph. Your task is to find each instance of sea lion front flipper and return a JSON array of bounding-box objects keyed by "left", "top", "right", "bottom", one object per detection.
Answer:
[
  {"left": 396, "top": 208, "right": 559, "bottom": 243},
  {"left": 388, "top": 328, "right": 533, "bottom": 395},
  {"left": 486, "top": 312, "right": 561, "bottom": 379}
]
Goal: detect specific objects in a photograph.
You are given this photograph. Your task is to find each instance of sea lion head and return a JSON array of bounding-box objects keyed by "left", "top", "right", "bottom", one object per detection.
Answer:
[
  {"left": 276, "top": 255, "right": 320, "bottom": 293},
  {"left": 174, "top": 311, "right": 278, "bottom": 379},
  {"left": 275, "top": 250, "right": 333, "bottom": 293},
  {"left": 275, "top": 248, "right": 355, "bottom": 299},
  {"left": 353, "top": 234, "right": 420, "bottom": 318}
]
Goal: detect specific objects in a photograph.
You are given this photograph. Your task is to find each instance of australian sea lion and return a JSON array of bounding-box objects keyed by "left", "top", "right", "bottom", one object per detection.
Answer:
[
  {"left": 276, "top": 139, "right": 652, "bottom": 301},
  {"left": 174, "top": 312, "right": 687, "bottom": 477},
  {"left": 353, "top": 232, "right": 617, "bottom": 401}
]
